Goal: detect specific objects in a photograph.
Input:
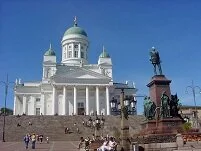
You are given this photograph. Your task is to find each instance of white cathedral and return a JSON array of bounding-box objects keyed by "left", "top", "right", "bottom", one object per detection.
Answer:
[{"left": 13, "top": 18, "right": 137, "bottom": 116}]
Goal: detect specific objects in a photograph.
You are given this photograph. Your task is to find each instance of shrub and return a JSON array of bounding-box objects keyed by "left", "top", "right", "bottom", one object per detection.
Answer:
[{"left": 182, "top": 122, "right": 192, "bottom": 132}]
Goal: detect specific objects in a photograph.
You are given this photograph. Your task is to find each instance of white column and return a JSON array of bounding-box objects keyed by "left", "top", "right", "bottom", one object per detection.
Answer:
[
  {"left": 96, "top": 86, "right": 100, "bottom": 115},
  {"left": 41, "top": 93, "right": 45, "bottom": 115},
  {"left": 63, "top": 86, "right": 67, "bottom": 115},
  {"left": 22, "top": 95, "right": 27, "bottom": 115},
  {"left": 32, "top": 96, "right": 36, "bottom": 115},
  {"left": 78, "top": 43, "right": 81, "bottom": 58},
  {"left": 86, "top": 86, "right": 89, "bottom": 115},
  {"left": 52, "top": 86, "right": 56, "bottom": 115},
  {"left": 13, "top": 95, "right": 17, "bottom": 115},
  {"left": 106, "top": 86, "right": 110, "bottom": 115},
  {"left": 74, "top": 86, "right": 77, "bottom": 115},
  {"left": 72, "top": 43, "right": 74, "bottom": 58}
]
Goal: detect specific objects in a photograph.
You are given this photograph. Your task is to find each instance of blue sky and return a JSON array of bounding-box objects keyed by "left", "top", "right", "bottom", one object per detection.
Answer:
[{"left": 0, "top": 0, "right": 201, "bottom": 114}]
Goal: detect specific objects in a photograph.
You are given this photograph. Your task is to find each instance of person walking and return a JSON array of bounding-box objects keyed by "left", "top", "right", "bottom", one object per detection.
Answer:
[
  {"left": 31, "top": 133, "right": 36, "bottom": 149},
  {"left": 23, "top": 134, "right": 30, "bottom": 149}
]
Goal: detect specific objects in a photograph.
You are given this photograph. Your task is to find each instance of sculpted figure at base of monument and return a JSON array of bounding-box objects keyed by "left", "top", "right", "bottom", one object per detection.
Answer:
[{"left": 144, "top": 96, "right": 156, "bottom": 120}]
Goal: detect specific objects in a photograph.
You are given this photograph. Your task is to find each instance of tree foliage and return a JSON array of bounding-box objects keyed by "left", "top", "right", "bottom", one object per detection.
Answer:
[
  {"left": 0, "top": 107, "right": 13, "bottom": 115},
  {"left": 182, "top": 122, "right": 192, "bottom": 132}
]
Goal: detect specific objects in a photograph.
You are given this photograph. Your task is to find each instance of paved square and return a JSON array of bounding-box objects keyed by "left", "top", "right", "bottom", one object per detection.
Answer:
[{"left": 0, "top": 141, "right": 80, "bottom": 151}]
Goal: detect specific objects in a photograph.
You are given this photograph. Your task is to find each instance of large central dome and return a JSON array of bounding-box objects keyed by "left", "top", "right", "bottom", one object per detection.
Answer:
[{"left": 64, "top": 26, "right": 87, "bottom": 37}]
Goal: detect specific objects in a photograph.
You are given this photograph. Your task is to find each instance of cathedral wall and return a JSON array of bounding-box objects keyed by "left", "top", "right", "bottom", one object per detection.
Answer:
[
  {"left": 58, "top": 95, "right": 63, "bottom": 115},
  {"left": 100, "top": 90, "right": 106, "bottom": 115},
  {"left": 89, "top": 90, "right": 96, "bottom": 115}
]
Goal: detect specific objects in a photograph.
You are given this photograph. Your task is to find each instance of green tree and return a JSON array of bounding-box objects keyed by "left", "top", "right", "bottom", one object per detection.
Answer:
[
  {"left": 0, "top": 107, "right": 13, "bottom": 115},
  {"left": 182, "top": 122, "right": 192, "bottom": 132}
]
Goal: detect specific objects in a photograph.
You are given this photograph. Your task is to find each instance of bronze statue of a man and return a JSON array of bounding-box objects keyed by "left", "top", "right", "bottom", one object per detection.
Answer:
[
  {"left": 149, "top": 47, "right": 163, "bottom": 75},
  {"left": 160, "top": 91, "right": 170, "bottom": 118}
]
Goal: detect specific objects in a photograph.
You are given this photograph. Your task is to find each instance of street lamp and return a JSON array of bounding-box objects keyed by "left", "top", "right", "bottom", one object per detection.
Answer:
[
  {"left": 130, "top": 97, "right": 137, "bottom": 115},
  {"left": 185, "top": 80, "right": 201, "bottom": 129},
  {"left": 0, "top": 75, "right": 15, "bottom": 142},
  {"left": 110, "top": 97, "right": 117, "bottom": 114}
]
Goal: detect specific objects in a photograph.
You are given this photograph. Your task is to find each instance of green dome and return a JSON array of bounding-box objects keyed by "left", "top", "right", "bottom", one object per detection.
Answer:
[
  {"left": 99, "top": 48, "right": 110, "bottom": 58},
  {"left": 64, "top": 26, "right": 87, "bottom": 37},
  {"left": 44, "top": 44, "right": 56, "bottom": 56}
]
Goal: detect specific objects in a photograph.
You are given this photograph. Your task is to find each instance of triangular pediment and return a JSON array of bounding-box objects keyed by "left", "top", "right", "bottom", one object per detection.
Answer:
[
  {"left": 76, "top": 74, "right": 99, "bottom": 79},
  {"left": 63, "top": 69, "right": 109, "bottom": 79},
  {"left": 53, "top": 66, "right": 111, "bottom": 80}
]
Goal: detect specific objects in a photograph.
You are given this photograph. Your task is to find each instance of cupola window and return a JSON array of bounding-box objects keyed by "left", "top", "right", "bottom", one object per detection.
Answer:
[
  {"left": 69, "top": 45, "right": 72, "bottom": 49},
  {"left": 74, "top": 50, "right": 78, "bottom": 58},
  {"left": 68, "top": 51, "right": 72, "bottom": 58}
]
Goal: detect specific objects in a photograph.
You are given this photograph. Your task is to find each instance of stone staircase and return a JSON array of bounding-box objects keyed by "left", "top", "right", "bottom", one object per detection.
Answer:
[{"left": 0, "top": 115, "right": 145, "bottom": 142}]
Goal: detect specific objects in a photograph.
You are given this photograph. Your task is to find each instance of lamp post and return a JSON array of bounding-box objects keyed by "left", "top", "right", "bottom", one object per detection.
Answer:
[
  {"left": 0, "top": 75, "right": 8, "bottom": 142},
  {"left": 0, "top": 75, "right": 15, "bottom": 142},
  {"left": 119, "top": 88, "right": 130, "bottom": 151},
  {"left": 185, "top": 80, "right": 201, "bottom": 129}
]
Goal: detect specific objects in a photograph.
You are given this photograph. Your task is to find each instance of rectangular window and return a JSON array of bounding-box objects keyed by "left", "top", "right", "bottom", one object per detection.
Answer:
[
  {"left": 36, "top": 108, "right": 40, "bottom": 115},
  {"left": 81, "top": 46, "right": 84, "bottom": 49},
  {"left": 81, "top": 52, "right": 84, "bottom": 58},
  {"left": 68, "top": 51, "right": 72, "bottom": 58},
  {"left": 78, "top": 102, "right": 84, "bottom": 108},
  {"left": 69, "top": 45, "right": 72, "bottom": 49},
  {"left": 74, "top": 51, "right": 78, "bottom": 58},
  {"left": 36, "top": 98, "right": 40, "bottom": 102}
]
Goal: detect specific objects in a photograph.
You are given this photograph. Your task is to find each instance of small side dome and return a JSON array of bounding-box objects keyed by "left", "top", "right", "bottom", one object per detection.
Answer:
[
  {"left": 99, "top": 46, "right": 110, "bottom": 58},
  {"left": 63, "top": 16, "right": 87, "bottom": 37},
  {"left": 44, "top": 44, "right": 56, "bottom": 56}
]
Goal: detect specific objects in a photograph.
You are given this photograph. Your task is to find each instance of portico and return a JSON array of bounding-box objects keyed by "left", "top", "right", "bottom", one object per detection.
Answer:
[{"left": 15, "top": 84, "right": 111, "bottom": 116}]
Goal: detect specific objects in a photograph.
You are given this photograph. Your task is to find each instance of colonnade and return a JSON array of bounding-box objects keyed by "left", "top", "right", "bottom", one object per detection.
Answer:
[
  {"left": 52, "top": 85, "right": 110, "bottom": 115},
  {"left": 14, "top": 85, "right": 111, "bottom": 115}
]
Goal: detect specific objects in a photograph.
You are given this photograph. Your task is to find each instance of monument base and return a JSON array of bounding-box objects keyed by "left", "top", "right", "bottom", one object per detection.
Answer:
[{"left": 141, "top": 117, "right": 183, "bottom": 135}]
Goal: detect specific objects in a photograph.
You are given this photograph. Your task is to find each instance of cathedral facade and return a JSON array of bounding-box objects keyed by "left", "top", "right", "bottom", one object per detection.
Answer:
[{"left": 14, "top": 18, "right": 137, "bottom": 116}]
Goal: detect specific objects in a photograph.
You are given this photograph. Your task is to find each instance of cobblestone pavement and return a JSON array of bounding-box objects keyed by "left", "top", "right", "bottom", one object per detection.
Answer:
[{"left": 0, "top": 141, "right": 80, "bottom": 151}]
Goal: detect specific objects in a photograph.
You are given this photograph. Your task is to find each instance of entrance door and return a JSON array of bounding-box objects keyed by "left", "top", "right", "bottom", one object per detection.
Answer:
[{"left": 78, "top": 102, "right": 85, "bottom": 115}]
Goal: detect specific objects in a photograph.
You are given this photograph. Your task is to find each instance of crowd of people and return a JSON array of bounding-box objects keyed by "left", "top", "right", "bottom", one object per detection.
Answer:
[
  {"left": 23, "top": 133, "right": 48, "bottom": 149},
  {"left": 97, "top": 137, "right": 118, "bottom": 151},
  {"left": 77, "top": 135, "right": 118, "bottom": 151}
]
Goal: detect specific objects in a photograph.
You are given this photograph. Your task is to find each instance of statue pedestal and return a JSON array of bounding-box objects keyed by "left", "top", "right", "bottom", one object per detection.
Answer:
[
  {"left": 141, "top": 118, "right": 183, "bottom": 135},
  {"left": 147, "top": 75, "right": 171, "bottom": 107}
]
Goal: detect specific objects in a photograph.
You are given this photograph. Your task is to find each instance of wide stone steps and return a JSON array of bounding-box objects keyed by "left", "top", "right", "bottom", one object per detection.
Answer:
[{"left": 0, "top": 115, "right": 145, "bottom": 141}]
